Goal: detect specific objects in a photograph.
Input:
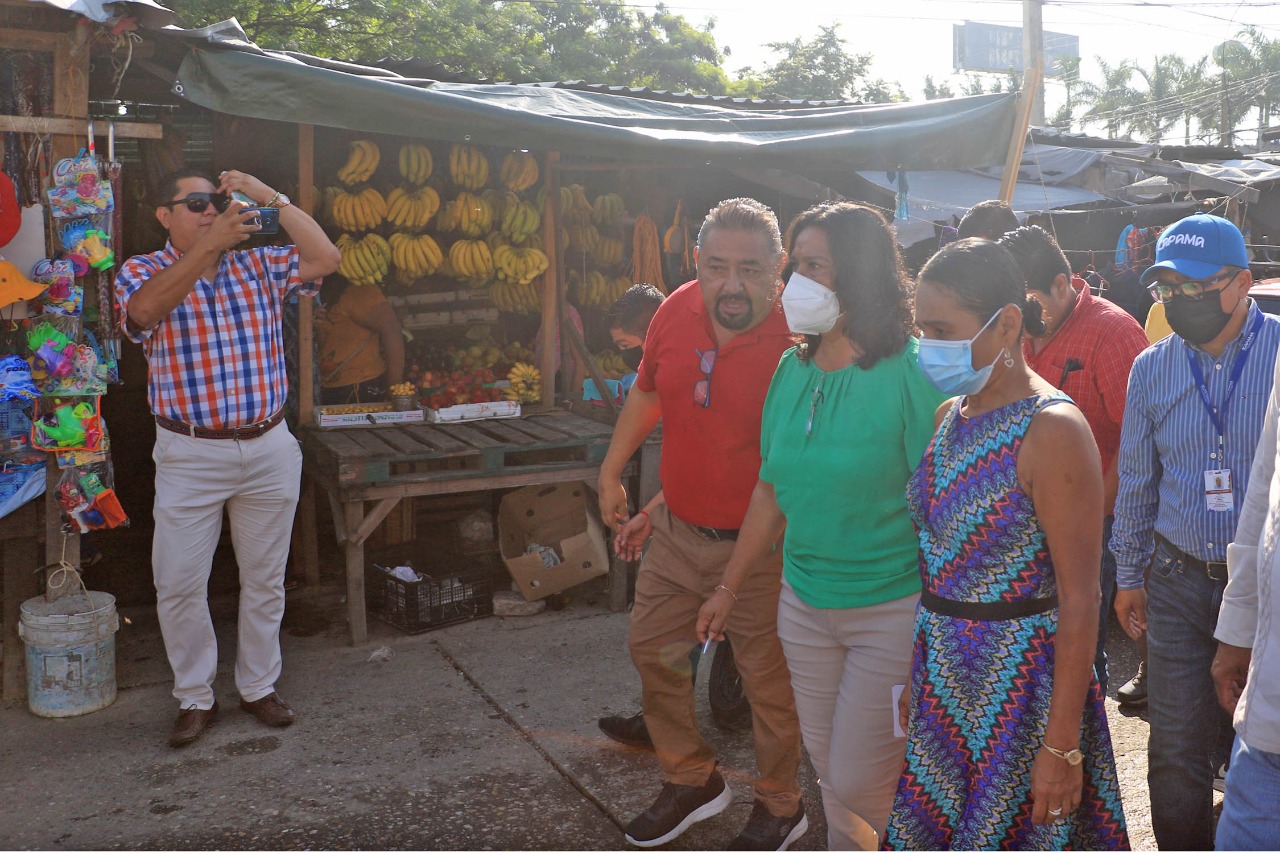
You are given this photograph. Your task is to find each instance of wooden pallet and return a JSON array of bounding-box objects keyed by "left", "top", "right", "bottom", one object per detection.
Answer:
[{"left": 301, "top": 409, "right": 616, "bottom": 499}]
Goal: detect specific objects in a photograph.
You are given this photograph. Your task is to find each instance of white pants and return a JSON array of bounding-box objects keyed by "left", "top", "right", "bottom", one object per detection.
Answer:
[
  {"left": 776, "top": 581, "right": 918, "bottom": 851},
  {"left": 151, "top": 422, "right": 301, "bottom": 709}
]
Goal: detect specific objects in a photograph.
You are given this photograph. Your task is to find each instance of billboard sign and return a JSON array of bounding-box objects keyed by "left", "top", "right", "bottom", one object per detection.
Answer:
[{"left": 953, "top": 22, "right": 1079, "bottom": 77}]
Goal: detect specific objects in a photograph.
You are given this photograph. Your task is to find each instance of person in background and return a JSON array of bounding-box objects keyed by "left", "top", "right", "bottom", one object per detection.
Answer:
[
  {"left": 596, "top": 198, "right": 806, "bottom": 850},
  {"left": 885, "top": 238, "right": 1127, "bottom": 849},
  {"left": 696, "top": 202, "right": 945, "bottom": 850},
  {"left": 597, "top": 282, "right": 667, "bottom": 749},
  {"left": 608, "top": 283, "right": 666, "bottom": 376},
  {"left": 1144, "top": 301, "right": 1174, "bottom": 345},
  {"left": 1111, "top": 213, "right": 1280, "bottom": 850},
  {"left": 115, "top": 168, "right": 340, "bottom": 748},
  {"left": 316, "top": 278, "right": 404, "bottom": 405},
  {"left": 999, "top": 225, "right": 1150, "bottom": 703},
  {"left": 1212, "top": 321, "right": 1280, "bottom": 850},
  {"left": 956, "top": 199, "right": 1020, "bottom": 241}
]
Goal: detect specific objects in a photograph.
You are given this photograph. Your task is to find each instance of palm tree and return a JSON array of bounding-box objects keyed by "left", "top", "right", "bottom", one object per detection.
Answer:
[
  {"left": 1206, "top": 39, "right": 1259, "bottom": 146},
  {"left": 1079, "top": 58, "right": 1139, "bottom": 139},
  {"left": 1238, "top": 26, "right": 1280, "bottom": 147},
  {"left": 1131, "top": 54, "right": 1209, "bottom": 144}
]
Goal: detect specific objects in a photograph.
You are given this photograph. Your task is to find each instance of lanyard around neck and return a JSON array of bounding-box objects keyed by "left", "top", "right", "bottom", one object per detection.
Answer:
[{"left": 1183, "top": 310, "right": 1264, "bottom": 444}]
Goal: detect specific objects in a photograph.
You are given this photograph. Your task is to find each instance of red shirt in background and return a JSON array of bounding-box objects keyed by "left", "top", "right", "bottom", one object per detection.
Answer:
[
  {"left": 636, "top": 279, "right": 793, "bottom": 529},
  {"left": 1023, "top": 276, "right": 1150, "bottom": 473}
]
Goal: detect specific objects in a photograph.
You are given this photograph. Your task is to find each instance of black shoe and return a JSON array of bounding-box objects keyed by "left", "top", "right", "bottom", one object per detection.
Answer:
[
  {"left": 599, "top": 711, "right": 653, "bottom": 750},
  {"left": 1117, "top": 662, "right": 1148, "bottom": 707},
  {"left": 728, "top": 801, "right": 809, "bottom": 851},
  {"left": 624, "top": 770, "right": 732, "bottom": 848},
  {"left": 1214, "top": 762, "right": 1228, "bottom": 794}
]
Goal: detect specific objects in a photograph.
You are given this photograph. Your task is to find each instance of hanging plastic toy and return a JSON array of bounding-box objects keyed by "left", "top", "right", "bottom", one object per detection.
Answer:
[{"left": 27, "top": 322, "right": 76, "bottom": 379}]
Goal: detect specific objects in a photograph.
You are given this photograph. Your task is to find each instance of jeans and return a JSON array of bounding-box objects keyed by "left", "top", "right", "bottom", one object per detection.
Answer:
[
  {"left": 1095, "top": 514, "right": 1117, "bottom": 696},
  {"left": 1146, "top": 537, "right": 1236, "bottom": 850},
  {"left": 1216, "top": 735, "right": 1280, "bottom": 850}
]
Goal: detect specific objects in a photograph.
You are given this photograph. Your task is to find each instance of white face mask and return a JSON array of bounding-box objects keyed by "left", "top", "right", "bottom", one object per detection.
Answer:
[{"left": 781, "top": 272, "right": 841, "bottom": 335}]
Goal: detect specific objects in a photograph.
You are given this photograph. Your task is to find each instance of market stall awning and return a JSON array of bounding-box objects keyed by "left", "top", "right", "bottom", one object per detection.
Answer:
[{"left": 167, "top": 44, "right": 1018, "bottom": 173}]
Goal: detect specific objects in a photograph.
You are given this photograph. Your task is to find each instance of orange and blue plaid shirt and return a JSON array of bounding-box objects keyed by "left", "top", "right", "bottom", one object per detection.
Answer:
[{"left": 115, "top": 242, "right": 319, "bottom": 429}]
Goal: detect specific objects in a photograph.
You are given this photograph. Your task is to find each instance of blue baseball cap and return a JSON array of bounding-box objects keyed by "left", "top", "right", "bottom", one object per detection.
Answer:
[{"left": 1140, "top": 214, "right": 1249, "bottom": 286}]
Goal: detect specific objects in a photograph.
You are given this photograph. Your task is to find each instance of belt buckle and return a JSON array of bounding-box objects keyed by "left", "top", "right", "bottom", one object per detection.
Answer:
[
  {"left": 1207, "top": 562, "right": 1228, "bottom": 582},
  {"left": 697, "top": 525, "right": 721, "bottom": 542}
]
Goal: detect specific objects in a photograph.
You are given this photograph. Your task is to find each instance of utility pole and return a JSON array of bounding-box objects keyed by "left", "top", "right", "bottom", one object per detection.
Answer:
[
  {"left": 1023, "top": 0, "right": 1045, "bottom": 126},
  {"left": 1221, "top": 55, "right": 1231, "bottom": 147}
]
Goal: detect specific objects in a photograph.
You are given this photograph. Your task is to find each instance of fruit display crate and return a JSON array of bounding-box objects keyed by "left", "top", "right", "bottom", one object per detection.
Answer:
[
  {"left": 388, "top": 291, "right": 498, "bottom": 331},
  {"left": 366, "top": 565, "right": 496, "bottom": 634},
  {"left": 314, "top": 403, "right": 425, "bottom": 429},
  {"left": 425, "top": 400, "right": 521, "bottom": 423}
]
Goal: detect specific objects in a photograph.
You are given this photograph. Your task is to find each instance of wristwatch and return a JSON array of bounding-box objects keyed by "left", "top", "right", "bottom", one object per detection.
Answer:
[
  {"left": 1043, "top": 743, "right": 1084, "bottom": 766},
  {"left": 264, "top": 191, "right": 290, "bottom": 209}
]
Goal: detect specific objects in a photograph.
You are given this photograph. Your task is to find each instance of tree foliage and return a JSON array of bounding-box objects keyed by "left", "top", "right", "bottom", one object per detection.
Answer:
[{"left": 741, "top": 24, "right": 898, "bottom": 102}]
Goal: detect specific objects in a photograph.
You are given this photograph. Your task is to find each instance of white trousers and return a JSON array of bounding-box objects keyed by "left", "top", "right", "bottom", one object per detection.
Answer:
[
  {"left": 776, "top": 581, "right": 918, "bottom": 851},
  {"left": 151, "top": 422, "right": 301, "bottom": 709}
]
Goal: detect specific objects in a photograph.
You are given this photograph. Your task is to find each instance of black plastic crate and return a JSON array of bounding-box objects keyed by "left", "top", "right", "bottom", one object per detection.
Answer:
[{"left": 366, "top": 562, "right": 496, "bottom": 634}]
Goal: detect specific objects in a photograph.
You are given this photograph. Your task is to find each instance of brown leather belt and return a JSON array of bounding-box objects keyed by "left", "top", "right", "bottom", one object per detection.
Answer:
[
  {"left": 1156, "top": 534, "right": 1228, "bottom": 583},
  {"left": 155, "top": 410, "right": 284, "bottom": 440}
]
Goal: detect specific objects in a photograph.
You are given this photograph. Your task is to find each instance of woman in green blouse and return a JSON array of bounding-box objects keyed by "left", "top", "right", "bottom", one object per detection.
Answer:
[{"left": 697, "top": 202, "right": 944, "bottom": 850}]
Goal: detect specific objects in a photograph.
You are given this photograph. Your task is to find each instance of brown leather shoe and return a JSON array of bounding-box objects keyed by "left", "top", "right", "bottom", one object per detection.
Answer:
[
  {"left": 168, "top": 701, "right": 218, "bottom": 748},
  {"left": 240, "top": 692, "right": 296, "bottom": 727}
]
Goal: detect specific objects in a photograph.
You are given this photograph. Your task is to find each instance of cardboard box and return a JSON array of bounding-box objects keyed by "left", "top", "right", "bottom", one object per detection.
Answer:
[
  {"left": 498, "top": 482, "right": 609, "bottom": 600},
  {"left": 314, "top": 403, "right": 424, "bottom": 428},
  {"left": 426, "top": 400, "right": 521, "bottom": 423}
]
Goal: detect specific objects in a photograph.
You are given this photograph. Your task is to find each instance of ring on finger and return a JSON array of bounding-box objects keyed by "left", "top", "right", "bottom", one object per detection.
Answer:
[{"left": 1048, "top": 807, "right": 1063, "bottom": 816}]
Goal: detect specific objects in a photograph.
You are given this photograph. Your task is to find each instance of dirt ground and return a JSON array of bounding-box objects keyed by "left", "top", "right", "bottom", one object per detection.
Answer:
[{"left": 2, "top": 522, "right": 1197, "bottom": 851}]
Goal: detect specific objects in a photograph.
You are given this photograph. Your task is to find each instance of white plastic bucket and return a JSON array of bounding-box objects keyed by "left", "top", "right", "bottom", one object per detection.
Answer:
[{"left": 18, "top": 591, "right": 119, "bottom": 718}]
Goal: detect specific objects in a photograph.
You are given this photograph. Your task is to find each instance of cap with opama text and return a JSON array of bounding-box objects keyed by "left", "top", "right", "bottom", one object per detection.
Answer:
[{"left": 1139, "top": 213, "right": 1249, "bottom": 286}]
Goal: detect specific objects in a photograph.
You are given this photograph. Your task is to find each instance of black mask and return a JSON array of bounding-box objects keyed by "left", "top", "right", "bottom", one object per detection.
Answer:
[
  {"left": 620, "top": 347, "right": 644, "bottom": 371},
  {"left": 1166, "top": 294, "right": 1234, "bottom": 345}
]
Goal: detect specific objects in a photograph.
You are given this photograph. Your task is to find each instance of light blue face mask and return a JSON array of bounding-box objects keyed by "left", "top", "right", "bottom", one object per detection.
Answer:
[{"left": 917, "top": 308, "right": 1007, "bottom": 396}]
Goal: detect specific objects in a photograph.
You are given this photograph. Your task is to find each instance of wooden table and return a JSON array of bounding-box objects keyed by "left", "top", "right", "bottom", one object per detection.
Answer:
[{"left": 300, "top": 409, "right": 658, "bottom": 645}]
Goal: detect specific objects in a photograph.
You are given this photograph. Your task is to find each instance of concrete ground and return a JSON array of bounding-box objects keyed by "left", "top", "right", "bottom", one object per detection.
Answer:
[{"left": 2, "top": 567, "right": 1167, "bottom": 850}]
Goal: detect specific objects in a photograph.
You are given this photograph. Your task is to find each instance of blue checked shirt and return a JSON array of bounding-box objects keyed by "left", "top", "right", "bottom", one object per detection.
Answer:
[{"left": 1112, "top": 301, "right": 1280, "bottom": 589}]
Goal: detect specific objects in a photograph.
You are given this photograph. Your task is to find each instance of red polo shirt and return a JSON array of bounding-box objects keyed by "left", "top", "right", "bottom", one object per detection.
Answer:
[
  {"left": 1023, "top": 276, "right": 1149, "bottom": 473},
  {"left": 636, "top": 279, "right": 793, "bottom": 529}
]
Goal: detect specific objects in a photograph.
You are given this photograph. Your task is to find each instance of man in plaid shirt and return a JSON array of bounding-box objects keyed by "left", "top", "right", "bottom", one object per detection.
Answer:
[
  {"left": 999, "top": 225, "right": 1151, "bottom": 700},
  {"left": 115, "top": 169, "right": 340, "bottom": 748}
]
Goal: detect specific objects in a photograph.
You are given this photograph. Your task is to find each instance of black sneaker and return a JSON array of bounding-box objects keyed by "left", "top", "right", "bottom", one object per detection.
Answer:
[
  {"left": 1117, "top": 662, "right": 1148, "bottom": 707},
  {"left": 625, "top": 770, "right": 732, "bottom": 848},
  {"left": 1214, "top": 762, "right": 1228, "bottom": 794},
  {"left": 599, "top": 712, "right": 653, "bottom": 750},
  {"left": 728, "top": 801, "right": 809, "bottom": 851}
]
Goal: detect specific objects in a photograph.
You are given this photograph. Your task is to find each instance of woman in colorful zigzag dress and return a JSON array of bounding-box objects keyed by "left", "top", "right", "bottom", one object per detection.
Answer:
[{"left": 884, "top": 239, "right": 1129, "bottom": 850}]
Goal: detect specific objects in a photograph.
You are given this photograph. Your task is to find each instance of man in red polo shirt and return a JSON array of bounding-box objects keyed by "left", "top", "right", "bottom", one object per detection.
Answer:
[
  {"left": 597, "top": 197, "right": 804, "bottom": 850},
  {"left": 999, "top": 225, "right": 1151, "bottom": 703}
]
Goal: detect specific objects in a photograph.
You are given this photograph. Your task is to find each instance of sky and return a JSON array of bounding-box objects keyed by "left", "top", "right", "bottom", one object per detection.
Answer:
[{"left": 633, "top": 0, "right": 1280, "bottom": 129}]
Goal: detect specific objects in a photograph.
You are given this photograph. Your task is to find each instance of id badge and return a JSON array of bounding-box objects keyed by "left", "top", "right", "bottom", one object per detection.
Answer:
[{"left": 1205, "top": 469, "right": 1233, "bottom": 512}]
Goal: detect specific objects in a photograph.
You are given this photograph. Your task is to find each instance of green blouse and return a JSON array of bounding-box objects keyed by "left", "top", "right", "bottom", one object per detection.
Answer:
[{"left": 759, "top": 338, "right": 946, "bottom": 609}]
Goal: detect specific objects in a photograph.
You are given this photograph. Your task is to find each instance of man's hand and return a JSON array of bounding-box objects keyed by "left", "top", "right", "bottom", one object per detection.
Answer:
[
  {"left": 1212, "top": 642, "right": 1252, "bottom": 716},
  {"left": 614, "top": 512, "right": 652, "bottom": 562},
  {"left": 217, "top": 170, "right": 275, "bottom": 206},
  {"left": 195, "top": 203, "right": 261, "bottom": 255},
  {"left": 597, "top": 478, "right": 629, "bottom": 534},
  {"left": 1114, "top": 587, "right": 1148, "bottom": 640}
]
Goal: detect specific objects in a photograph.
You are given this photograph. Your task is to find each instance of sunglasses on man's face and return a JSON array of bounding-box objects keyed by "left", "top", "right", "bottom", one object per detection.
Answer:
[{"left": 161, "top": 192, "right": 231, "bottom": 214}]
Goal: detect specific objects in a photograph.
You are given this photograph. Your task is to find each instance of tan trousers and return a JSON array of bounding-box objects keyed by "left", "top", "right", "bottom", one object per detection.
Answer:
[
  {"left": 152, "top": 422, "right": 302, "bottom": 709},
  {"left": 777, "top": 581, "right": 917, "bottom": 850},
  {"left": 628, "top": 503, "right": 802, "bottom": 817}
]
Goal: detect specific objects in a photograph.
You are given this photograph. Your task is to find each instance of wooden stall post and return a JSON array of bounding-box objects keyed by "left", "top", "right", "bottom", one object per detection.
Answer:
[
  {"left": 538, "top": 151, "right": 561, "bottom": 409},
  {"left": 997, "top": 67, "right": 1042, "bottom": 206},
  {"left": 294, "top": 123, "right": 321, "bottom": 584}
]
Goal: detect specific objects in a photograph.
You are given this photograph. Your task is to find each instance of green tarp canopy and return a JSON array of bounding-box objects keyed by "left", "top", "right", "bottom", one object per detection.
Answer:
[{"left": 171, "top": 44, "right": 1018, "bottom": 173}]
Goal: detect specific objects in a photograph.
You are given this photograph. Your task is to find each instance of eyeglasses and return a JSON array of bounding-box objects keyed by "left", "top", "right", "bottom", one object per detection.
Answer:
[
  {"left": 693, "top": 348, "right": 716, "bottom": 408},
  {"left": 160, "top": 192, "right": 230, "bottom": 214},
  {"left": 1147, "top": 270, "right": 1239, "bottom": 304}
]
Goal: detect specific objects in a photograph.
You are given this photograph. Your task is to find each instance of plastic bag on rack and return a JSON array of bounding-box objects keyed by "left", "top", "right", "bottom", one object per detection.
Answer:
[
  {"left": 31, "top": 395, "right": 102, "bottom": 451},
  {"left": 46, "top": 155, "right": 114, "bottom": 219},
  {"left": 0, "top": 355, "right": 39, "bottom": 402},
  {"left": 30, "top": 258, "right": 82, "bottom": 317},
  {"left": 0, "top": 457, "right": 45, "bottom": 520},
  {"left": 56, "top": 463, "right": 127, "bottom": 532}
]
